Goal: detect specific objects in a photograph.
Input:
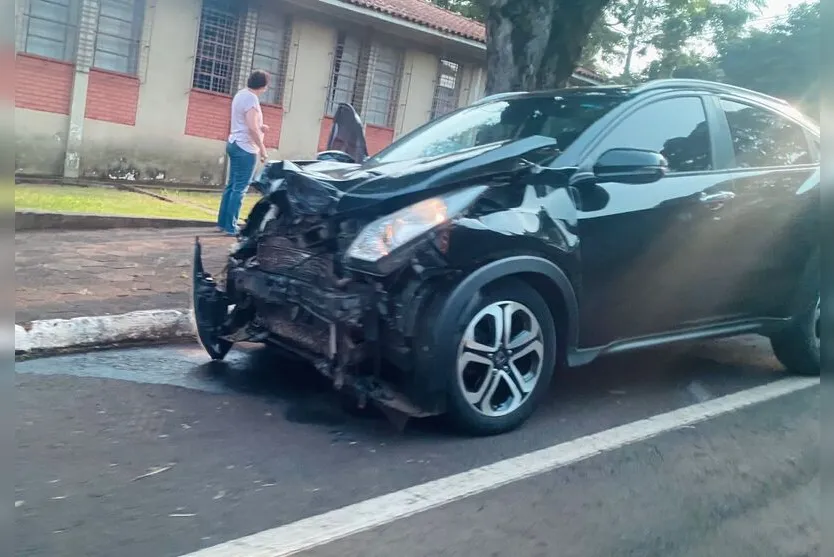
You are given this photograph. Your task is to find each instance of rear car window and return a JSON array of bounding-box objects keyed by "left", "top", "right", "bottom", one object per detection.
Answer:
[{"left": 719, "top": 99, "right": 812, "bottom": 168}]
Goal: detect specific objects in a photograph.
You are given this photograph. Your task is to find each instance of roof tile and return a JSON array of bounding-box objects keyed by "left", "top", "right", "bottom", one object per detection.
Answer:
[
  {"left": 338, "top": 0, "right": 486, "bottom": 42},
  {"left": 336, "top": 0, "right": 603, "bottom": 81}
]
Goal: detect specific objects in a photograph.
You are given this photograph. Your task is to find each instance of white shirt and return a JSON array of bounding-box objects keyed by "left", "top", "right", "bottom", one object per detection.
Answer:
[{"left": 228, "top": 88, "right": 262, "bottom": 154}]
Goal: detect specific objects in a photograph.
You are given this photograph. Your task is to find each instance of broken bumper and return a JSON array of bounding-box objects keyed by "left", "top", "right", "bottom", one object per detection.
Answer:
[
  {"left": 191, "top": 238, "right": 233, "bottom": 360},
  {"left": 192, "top": 238, "right": 435, "bottom": 418}
]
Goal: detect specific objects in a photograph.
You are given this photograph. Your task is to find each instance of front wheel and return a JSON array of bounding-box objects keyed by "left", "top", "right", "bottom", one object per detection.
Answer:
[
  {"left": 442, "top": 279, "right": 558, "bottom": 436},
  {"left": 770, "top": 293, "right": 820, "bottom": 376}
]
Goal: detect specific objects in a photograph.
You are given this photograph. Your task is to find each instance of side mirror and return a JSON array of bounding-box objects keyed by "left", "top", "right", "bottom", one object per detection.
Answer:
[{"left": 593, "top": 148, "right": 668, "bottom": 185}]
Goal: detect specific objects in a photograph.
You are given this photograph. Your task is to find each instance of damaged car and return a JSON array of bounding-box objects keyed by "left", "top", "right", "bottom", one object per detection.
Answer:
[{"left": 193, "top": 79, "right": 820, "bottom": 435}]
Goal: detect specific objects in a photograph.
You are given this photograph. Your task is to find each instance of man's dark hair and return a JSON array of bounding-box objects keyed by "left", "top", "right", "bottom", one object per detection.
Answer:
[{"left": 247, "top": 70, "right": 269, "bottom": 90}]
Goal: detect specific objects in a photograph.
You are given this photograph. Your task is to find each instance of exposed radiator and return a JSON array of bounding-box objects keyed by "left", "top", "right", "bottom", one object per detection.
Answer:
[{"left": 257, "top": 235, "right": 335, "bottom": 284}]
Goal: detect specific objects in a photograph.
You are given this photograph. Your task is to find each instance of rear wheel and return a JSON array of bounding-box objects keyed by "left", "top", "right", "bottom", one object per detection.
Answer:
[
  {"left": 770, "top": 292, "right": 820, "bottom": 376},
  {"left": 443, "top": 279, "right": 558, "bottom": 436}
]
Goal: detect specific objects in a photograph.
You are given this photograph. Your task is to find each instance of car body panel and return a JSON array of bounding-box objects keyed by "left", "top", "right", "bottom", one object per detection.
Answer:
[{"left": 192, "top": 79, "right": 820, "bottom": 421}]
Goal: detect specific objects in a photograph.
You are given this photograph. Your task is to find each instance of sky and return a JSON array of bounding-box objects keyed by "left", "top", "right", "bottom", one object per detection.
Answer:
[
  {"left": 608, "top": 0, "right": 801, "bottom": 74},
  {"left": 750, "top": 0, "right": 798, "bottom": 29}
]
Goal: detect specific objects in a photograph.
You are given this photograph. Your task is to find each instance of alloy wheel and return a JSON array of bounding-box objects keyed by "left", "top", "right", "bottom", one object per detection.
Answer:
[{"left": 456, "top": 301, "right": 545, "bottom": 418}]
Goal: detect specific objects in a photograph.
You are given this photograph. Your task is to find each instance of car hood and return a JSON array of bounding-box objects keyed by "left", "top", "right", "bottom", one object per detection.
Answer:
[{"left": 258, "top": 135, "right": 561, "bottom": 217}]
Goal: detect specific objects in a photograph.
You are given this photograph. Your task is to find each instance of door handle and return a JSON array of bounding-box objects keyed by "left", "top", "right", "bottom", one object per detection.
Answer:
[{"left": 700, "top": 191, "right": 736, "bottom": 204}]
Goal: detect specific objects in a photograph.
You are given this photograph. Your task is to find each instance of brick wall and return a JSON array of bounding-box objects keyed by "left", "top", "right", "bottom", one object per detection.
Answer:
[
  {"left": 15, "top": 54, "right": 74, "bottom": 114},
  {"left": 317, "top": 116, "right": 334, "bottom": 152},
  {"left": 185, "top": 90, "right": 283, "bottom": 148},
  {"left": 262, "top": 104, "right": 284, "bottom": 149},
  {"left": 185, "top": 90, "right": 232, "bottom": 141},
  {"left": 84, "top": 69, "right": 140, "bottom": 125},
  {"left": 366, "top": 124, "right": 394, "bottom": 155}
]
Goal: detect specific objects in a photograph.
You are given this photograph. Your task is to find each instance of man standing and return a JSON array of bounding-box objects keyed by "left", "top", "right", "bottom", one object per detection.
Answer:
[{"left": 217, "top": 70, "right": 270, "bottom": 236}]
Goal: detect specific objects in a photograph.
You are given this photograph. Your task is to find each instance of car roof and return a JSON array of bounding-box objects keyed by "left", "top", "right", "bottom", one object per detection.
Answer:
[{"left": 473, "top": 79, "right": 818, "bottom": 135}]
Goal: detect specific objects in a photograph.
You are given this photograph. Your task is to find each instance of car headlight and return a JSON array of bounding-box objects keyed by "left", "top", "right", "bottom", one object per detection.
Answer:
[{"left": 346, "top": 185, "right": 487, "bottom": 263}]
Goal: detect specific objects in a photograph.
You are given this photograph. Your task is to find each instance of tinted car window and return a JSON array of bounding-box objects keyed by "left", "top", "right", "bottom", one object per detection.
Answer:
[
  {"left": 597, "top": 96, "right": 712, "bottom": 173},
  {"left": 720, "top": 99, "right": 811, "bottom": 168}
]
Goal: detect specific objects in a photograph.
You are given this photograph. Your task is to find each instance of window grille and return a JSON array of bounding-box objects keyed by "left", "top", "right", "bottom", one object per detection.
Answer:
[
  {"left": 325, "top": 32, "right": 365, "bottom": 117},
  {"left": 363, "top": 43, "right": 403, "bottom": 127},
  {"left": 20, "top": 0, "right": 80, "bottom": 61},
  {"left": 430, "top": 58, "right": 462, "bottom": 119},
  {"left": 325, "top": 32, "right": 403, "bottom": 129},
  {"left": 252, "top": 9, "right": 292, "bottom": 106},
  {"left": 192, "top": 0, "right": 245, "bottom": 94},
  {"left": 93, "top": 0, "right": 145, "bottom": 74}
]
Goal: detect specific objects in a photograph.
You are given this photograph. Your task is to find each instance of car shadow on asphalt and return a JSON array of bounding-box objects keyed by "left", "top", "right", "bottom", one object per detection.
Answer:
[{"left": 195, "top": 335, "right": 787, "bottom": 439}]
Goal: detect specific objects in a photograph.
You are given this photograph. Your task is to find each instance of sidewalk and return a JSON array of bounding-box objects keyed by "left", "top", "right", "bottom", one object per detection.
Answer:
[{"left": 15, "top": 228, "right": 233, "bottom": 323}]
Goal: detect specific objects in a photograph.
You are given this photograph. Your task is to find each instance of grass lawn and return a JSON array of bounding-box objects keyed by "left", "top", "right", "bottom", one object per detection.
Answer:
[{"left": 15, "top": 185, "right": 260, "bottom": 221}]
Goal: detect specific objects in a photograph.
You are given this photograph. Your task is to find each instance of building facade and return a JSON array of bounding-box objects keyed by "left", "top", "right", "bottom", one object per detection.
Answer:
[{"left": 14, "top": 0, "right": 604, "bottom": 186}]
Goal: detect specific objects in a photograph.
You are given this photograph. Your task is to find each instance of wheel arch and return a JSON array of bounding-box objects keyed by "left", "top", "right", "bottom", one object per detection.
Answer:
[{"left": 413, "top": 256, "right": 580, "bottom": 410}]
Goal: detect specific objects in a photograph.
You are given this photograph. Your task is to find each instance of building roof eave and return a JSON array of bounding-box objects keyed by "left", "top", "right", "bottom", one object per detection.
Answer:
[{"left": 301, "top": 0, "right": 605, "bottom": 83}]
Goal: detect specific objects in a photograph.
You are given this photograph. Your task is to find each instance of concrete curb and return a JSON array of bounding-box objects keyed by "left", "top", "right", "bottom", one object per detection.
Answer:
[
  {"left": 15, "top": 211, "right": 215, "bottom": 231},
  {"left": 15, "top": 309, "right": 196, "bottom": 356}
]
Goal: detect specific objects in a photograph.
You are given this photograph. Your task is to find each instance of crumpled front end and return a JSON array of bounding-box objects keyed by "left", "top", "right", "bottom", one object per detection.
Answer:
[
  {"left": 191, "top": 135, "right": 571, "bottom": 420},
  {"left": 190, "top": 164, "right": 439, "bottom": 418}
]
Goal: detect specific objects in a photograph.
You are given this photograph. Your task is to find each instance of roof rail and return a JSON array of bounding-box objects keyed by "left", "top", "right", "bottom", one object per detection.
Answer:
[
  {"left": 472, "top": 91, "right": 528, "bottom": 105},
  {"left": 632, "top": 79, "right": 789, "bottom": 106}
]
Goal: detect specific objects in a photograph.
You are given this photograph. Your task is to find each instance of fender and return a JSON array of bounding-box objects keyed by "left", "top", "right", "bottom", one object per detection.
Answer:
[{"left": 417, "top": 256, "right": 579, "bottom": 405}]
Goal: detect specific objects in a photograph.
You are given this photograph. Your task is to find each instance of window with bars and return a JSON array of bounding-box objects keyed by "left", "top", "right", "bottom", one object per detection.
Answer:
[
  {"left": 93, "top": 0, "right": 145, "bottom": 74},
  {"left": 325, "top": 32, "right": 403, "bottom": 129},
  {"left": 326, "top": 32, "right": 364, "bottom": 116},
  {"left": 20, "top": 0, "right": 80, "bottom": 61},
  {"left": 192, "top": 0, "right": 245, "bottom": 95},
  {"left": 364, "top": 43, "right": 403, "bottom": 127},
  {"left": 252, "top": 11, "right": 291, "bottom": 106},
  {"left": 430, "top": 58, "right": 462, "bottom": 120}
]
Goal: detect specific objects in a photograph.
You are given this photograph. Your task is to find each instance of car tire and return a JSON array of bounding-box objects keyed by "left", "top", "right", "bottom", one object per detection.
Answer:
[
  {"left": 770, "top": 290, "right": 820, "bottom": 376},
  {"left": 441, "top": 278, "right": 558, "bottom": 436}
]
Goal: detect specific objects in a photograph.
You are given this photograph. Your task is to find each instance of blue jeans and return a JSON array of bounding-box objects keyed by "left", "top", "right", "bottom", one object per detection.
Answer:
[{"left": 217, "top": 141, "right": 257, "bottom": 234}]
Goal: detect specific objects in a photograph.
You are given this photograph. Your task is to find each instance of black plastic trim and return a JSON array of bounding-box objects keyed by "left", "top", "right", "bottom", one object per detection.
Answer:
[
  {"left": 424, "top": 256, "right": 579, "bottom": 395},
  {"left": 568, "top": 317, "right": 791, "bottom": 367}
]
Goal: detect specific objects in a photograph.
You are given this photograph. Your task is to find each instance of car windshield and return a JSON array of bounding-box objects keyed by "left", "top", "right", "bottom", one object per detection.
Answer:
[{"left": 369, "top": 90, "right": 630, "bottom": 164}]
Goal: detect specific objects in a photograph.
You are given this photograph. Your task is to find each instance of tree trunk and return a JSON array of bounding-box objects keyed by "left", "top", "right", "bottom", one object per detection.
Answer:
[
  {"left": 622, "top": 0, "right": 646, "bottom": 77},
  {"left": 483, "top": 0, "right": 613, "bottom": 95}
]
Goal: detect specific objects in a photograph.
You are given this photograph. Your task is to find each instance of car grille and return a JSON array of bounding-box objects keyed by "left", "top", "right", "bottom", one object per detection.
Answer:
[
  {"left": 258, "top": 303, "right": 332, "bottom": 357},
  {"left": 257, "top": 235, "right": 334, "bottom": 284}
]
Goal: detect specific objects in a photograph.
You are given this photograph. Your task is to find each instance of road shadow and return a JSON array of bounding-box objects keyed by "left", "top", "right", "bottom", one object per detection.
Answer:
[{"left": 199, "top": 334, "right": 786, "bottom": 439}]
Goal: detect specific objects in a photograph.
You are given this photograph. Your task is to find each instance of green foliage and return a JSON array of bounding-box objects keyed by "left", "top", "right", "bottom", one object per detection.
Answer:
[
  {"left": 717, "top": 2, "right": 819, "bottom": 117},
  {"left": 637, "top": 2, "right": 819, "bottom": 117},
  {"left": 426, "top": 0, "right": 818, "bottom": 118},
  {"left": 591, "top": 0, "right": 759, "bottom": 77},
  {"left": 429, "top": 0, "right": 486, "bottom": 21}
]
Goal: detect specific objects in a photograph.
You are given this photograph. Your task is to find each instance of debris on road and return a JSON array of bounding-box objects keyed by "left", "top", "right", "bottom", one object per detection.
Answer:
[{"left": 132, "top": 465, "right": 174, "bottom": 482}]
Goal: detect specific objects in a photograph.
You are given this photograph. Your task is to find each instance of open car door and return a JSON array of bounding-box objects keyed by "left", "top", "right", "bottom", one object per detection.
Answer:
[{"left": 317, "top": 103, "right": 369, "bottom": 163}]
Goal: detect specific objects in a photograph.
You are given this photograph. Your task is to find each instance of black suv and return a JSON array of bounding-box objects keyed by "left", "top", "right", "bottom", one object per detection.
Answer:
[{"left": 193, "top": 79, "right": 820, "bottom": 435}]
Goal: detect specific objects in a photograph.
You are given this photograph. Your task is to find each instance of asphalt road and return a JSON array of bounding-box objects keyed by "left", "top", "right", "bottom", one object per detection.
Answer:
[{"left": 15, "top": 335, "right": 819, "bottom": 557}]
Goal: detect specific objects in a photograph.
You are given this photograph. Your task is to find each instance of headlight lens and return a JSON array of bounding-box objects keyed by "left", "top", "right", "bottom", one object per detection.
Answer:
[{"left": 346, "top": 185, "right": 487, "bottom": 263}]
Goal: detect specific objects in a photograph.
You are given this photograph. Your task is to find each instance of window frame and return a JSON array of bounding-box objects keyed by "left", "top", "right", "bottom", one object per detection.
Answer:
[
  {"left": 430, "top": 57, "right": 463, "bottom": 120},
  {"left": 713, "top": 94, "right": 818, "bottom": 171},
  {"left": 324, "top": 31, "right": 367, "bottom": 118},
  {"left": 581, "top": 92, "right": 720, "bottom": 177},
  {"left": 20, "top": 0, "right": 81, "bottom": 62},
  {"left": 251, "top": 9, "right": 292, "bottom": 107},
  {"left": 92, "top": 0, "right": 146, "bottom": 75},
  {"left": 191, "top": 0, "right": 246, "bottom": 95},
  {"left": 324, "top": 31, "right": 404, "bottom": 129}
]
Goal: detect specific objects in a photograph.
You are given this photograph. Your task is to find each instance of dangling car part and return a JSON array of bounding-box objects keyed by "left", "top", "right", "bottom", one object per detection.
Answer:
[{"left": 193, "top": 84, "right": 820, "bottom": 436}]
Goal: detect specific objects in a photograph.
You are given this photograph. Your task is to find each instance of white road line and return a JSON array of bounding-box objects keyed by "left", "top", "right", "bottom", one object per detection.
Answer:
[{"left": 179, "top": 377, "right": 819, "bottom": 557}]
